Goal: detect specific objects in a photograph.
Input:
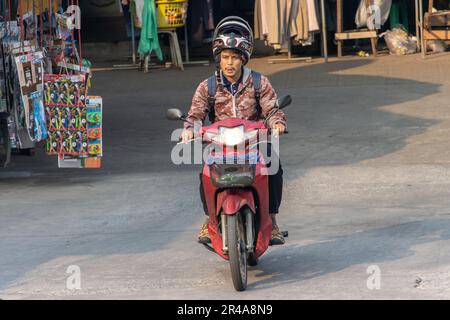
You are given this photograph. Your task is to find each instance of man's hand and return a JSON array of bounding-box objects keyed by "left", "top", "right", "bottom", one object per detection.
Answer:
[
  {"left": 180, "top": 129, "right": 194, "bottom": 144},
  {"left": 272, "top": 123, "right": 286, "bottom": 137}
]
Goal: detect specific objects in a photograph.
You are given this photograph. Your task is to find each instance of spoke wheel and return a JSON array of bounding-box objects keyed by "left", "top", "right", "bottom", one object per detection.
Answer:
[{"left": 227, "top": 212, "right": 247, "bottom": 291}]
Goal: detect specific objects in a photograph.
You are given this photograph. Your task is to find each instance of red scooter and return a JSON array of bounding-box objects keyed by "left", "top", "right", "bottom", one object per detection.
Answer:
[{"left": 167, "top": 95, "right": 291, "bottom": 291}]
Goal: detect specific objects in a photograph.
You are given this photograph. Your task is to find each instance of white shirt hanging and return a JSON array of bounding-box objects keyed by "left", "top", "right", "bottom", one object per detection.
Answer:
[{"left": 355, "top": 0, "right": 392, "bottom": 29}]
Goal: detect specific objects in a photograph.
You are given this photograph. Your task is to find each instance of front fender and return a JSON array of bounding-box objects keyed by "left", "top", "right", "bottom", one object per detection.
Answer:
[{"left": 216, "top": 189, "right": 256, "bottom": 215}]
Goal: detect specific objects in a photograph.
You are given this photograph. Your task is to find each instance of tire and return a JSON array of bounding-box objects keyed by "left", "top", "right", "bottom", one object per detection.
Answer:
[{"left": 227, "top": 213, "right": 247, "bottom": 291}]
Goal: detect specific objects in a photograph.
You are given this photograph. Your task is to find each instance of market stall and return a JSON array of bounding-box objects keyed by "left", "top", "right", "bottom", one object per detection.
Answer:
[
  {"left": 420, "top": 0, "right": 450, "bottom": 58},
  {"left": 0, "top": 0, "right": 103, "bottom": 168}
]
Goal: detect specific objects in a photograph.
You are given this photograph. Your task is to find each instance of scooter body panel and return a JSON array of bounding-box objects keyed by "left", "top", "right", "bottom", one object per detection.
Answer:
[{"left": 201, "top": 119, "right": 273, "bottom": 260}]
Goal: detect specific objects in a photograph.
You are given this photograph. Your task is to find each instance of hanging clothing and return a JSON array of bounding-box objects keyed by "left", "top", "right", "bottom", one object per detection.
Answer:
[
  {"left": 133, "top": 0, "right": 145, "bottom": 28},
  {"left": 254, "top": 0, "right": 262, "bottom": 39},
  {"left": 188, "top": 0, "right": 215, "bottom": 47},
  {"left": 137, "top": 0, "right": 162, "bottom": 60},
  {"left": 204, "top": 0, "right": 215, "bottom": 31},
  {"left": 254, "top": 0, "right": 317, "bottom": 48},
  {"left": 259, "top": 0, "right": 269, "bottom": 36},
  {"left": 292, "top": 0, "right": 310, "bottom": 43},
  {"left": 265, "top": 0, "right": 281, "bottom": 46},
  {"left": 325, "top": 0, "right": 336, "bottom": 32},
  {"left": 254, "top": 0, "right": 273, "bottom": 41},
  {"left": 254, "top": 0, "right": 282, "bottom": 46},
  {"left": 356, "top": 0, "right": 392, "bottom": 29},
  {"left": 389, "top": 0, "right": 409, "bottom": 32},
  {"left": 306, "top": 0, "right": 320, "bottom": 32},
  {"left": 279, "top": 0, "right": 294, "bottom": 46},
  {"left": 121, "top": 2, "right": 141, "bottom": 38}
]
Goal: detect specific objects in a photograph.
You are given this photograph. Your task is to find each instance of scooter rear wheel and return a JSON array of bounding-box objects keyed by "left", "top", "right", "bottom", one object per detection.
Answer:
[{"left": 227, "top": 213, "right": 247, "bottom": 291}]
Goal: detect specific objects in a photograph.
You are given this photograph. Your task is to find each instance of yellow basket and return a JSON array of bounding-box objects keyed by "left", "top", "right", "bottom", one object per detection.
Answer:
[{"left": 156, "top": 0, "right": 188, "bottom": 28}]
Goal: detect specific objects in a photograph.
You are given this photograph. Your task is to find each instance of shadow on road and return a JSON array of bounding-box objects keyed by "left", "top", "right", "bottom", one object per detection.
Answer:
[{"left": 249, "top": 218, "right": 450, "bottom": 290}]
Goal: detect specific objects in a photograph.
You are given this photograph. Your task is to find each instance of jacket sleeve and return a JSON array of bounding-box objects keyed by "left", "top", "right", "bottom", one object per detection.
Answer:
[
  {"left": 259, "top": 75, "right": 287, "bottom": 128},
  {"left": 184, "top": 80, "right": 210, "bottom": 130}
]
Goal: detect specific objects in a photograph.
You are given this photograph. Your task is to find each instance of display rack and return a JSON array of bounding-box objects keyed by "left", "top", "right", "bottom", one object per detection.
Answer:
[
  {"left": 421, "top": 0, "right": 450, "bottom": 58},
  {"left": 0, "top": 0, "right": 103, "bottom": 168},
  {"left": 268, "top": 0, "right": 328, "bottom": 64},
  {"left": 335, "top": 0, "right": 378, "bottom": 58}
]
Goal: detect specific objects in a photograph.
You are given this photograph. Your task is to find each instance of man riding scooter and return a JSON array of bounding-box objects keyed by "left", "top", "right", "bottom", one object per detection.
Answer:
[{"left": 181, "top": 16, "right": 287, "bottom": 246}]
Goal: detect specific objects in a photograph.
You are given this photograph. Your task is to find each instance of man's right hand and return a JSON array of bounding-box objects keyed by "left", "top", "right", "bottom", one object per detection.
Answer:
[{"left": 180, "top": 129, "right": 194, "bottom": 143}]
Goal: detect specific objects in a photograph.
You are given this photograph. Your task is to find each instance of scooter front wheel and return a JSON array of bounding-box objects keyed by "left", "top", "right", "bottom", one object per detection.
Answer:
[{"left": 227, "top": 212, "right": 247, "bottom": 291}]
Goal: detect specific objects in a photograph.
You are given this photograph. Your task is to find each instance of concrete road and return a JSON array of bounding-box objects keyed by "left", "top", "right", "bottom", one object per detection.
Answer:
[{"left": 1, "top": 53, "right": 450, "bottom": 299}]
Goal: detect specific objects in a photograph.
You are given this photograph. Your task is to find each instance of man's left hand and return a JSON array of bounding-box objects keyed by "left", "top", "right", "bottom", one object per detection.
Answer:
[{"left": 272, "top": 123, "right": 286, "bottom": 136}]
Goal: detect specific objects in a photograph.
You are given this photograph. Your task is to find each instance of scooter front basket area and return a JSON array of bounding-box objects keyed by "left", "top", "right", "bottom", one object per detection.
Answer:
[{"left": 207, "top": 152, "right": 259, "bottom": 188}]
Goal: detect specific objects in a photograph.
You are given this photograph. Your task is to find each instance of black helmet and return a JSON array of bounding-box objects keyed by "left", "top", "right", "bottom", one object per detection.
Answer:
[{"left": 212, "top": 16, "right": 254, "bottom": 65}]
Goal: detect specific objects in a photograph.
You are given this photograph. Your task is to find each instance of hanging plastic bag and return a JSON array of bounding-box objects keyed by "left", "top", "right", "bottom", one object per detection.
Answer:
[{"left": 381, "top": 25, "right": 417, "bottom": 55}]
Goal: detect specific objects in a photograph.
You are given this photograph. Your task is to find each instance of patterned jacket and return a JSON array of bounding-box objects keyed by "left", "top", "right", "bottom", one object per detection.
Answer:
[{"left": 184, "top": 67, "right": 286, "bottom": 130}]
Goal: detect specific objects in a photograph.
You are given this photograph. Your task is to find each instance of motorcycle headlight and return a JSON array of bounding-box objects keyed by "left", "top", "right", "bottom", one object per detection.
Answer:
[
  {"left": 217, "top": 126, "right": 258, "bottom": 146},
  {"left": 219, "top": 125, "right": 245, "bottom": 146},
  {"left": 204, "top": 126, "right": 258, "bottom": 146}
]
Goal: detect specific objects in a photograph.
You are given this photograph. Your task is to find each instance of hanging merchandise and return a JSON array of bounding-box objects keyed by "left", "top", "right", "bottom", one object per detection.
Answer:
[
  {"left": 292, "top": 0, "right": 322, "bottom": 46},
  {"left": 1, "top": 35, "right": 45, "bottom": 151},
  {"left": 188, "top": 0, "right": 214, "bottom": 47},
  {"left": 43, "top": 74, "right": 102, "bottom": 168},
  {"left": 253, "top": 0, "right": 268, "bottom": 40},
  {"left": 306, "top": 0, "right": 320, "bottom": 32},
  {"left": 254, "top": 0, "right": 321, "bottom": 49},
  {"left": 44, "top": 74, "right": 88, "bottom": 156},
  {"left": 32, "top": 91, "right": 47, "bottom": 140},
  {"left": 0, "top": 0, "right": 103, "bottom": 168},
  {"left": 389, "top": 0, "right": 409, "bottom": 32},
  {"left": 84, "top": 95, "right": 103, "bottom": 167},
  {"left": 56, "top": 97, "right": 103, "bottom": 168},
  {"left": 355, "top": 0, "right": 392, "bottom": 29},
  {"left": 13, "top": 50, "right": 46, "bottom": 141},
  {"left": 253, "top": 0, "right": 328, "bottom": 64},
  {"left": 138, "top": 0, "right": 163, "bottom": 60},
  {"left": 55, "top": 13, "right": 73, "bottom": 40},
  {"left": 132, "top": 0, "right": 145, "bottom": 28},
  {"left": 0, "top": 21, "right": 19, "bottom": 42}
]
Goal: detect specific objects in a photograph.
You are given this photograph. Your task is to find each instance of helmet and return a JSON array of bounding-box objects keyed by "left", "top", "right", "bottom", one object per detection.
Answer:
[{"left": 212, "top": 16, "right": 254, "bottom": 65}]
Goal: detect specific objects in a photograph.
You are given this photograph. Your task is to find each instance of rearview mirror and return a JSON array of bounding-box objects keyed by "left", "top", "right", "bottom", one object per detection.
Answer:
[
  {"left": 276, "top": 95, "right": 292, "bottom": 109},
  {"left": 166, "top": 108, "right": 184, "bottom": 121}
]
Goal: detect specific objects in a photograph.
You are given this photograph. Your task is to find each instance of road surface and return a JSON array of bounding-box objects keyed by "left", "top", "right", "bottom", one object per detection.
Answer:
[{"left": 1, "top": 54, "right": 450, "bottom": 299}]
